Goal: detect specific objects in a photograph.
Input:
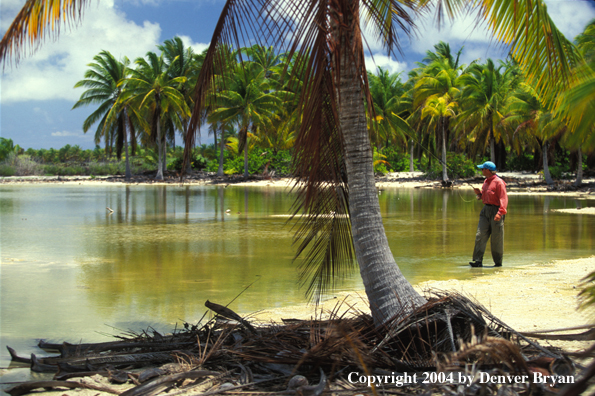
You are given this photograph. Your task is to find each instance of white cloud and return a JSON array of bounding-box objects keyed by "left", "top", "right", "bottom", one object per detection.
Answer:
[
  {"left": 407, "top": 1, "right": 595, "bottom": 61},
  {"left": 408, "top": 9, "right": 495, "bottom": 56},
  {"left": 365, "top": 54, "right": 407, "bottom": 74},
  {"left": 0, "top": 0, "right": 161, "bottom": 104},
  {"left": 178, "top": 35, "right": 209, "bottom": 55},
  {"left": 51, "top": 131, "right": 84, "bottom": 137},
  {"left": 544, "top": 0, "right": 595, "bottom": 41}
]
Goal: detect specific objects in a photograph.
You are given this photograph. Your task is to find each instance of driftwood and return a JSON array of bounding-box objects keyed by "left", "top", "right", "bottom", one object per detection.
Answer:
[
  {"left": 119, "top": 370, "right": 218, "bottom": 396},
  {"left": 520, "top": 325, "right": 595, "bottom": 341},
  {"left": 5, "top": 294, "right": 581, "bottom": 396},
  {"left": 205, "top": 300, "right": 258, "bottom": 334}
]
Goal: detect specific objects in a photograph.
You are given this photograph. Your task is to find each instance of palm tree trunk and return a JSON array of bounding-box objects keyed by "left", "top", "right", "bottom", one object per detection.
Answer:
[
  {"left": 489, "top": 127, "right": 495, "bottom": 163},
  {"left": 184, "top": 120, "right": 193, "bottom": 174},
  {"left": 441, "top": 117, "right": 448, "bottom": 182},
  {"left": 244, "top": 140, "right": 249, "bottom": 178},
  {"left": 542, "top": 140, "right": 554, "bottom": 185},
  {"left": 336, "top": 11, "right": 425, "bottom": 326},
  {"left": 162, "top": 137, "right": 167, "bottom": 175},
  {"left": 573, "top": 145, "right": 583, "bottom": 187},
  {"left": 218, "top": 126, "right": 225, "bottom": 177},
  {"left": 124, "top": 134, "right": 131, "bottom": 180},
  {"left": 123, "top": 110, "right": 131, "bottom": 181},
  {"left": 156, "top": 113, "right": 164, "bottom": 181},
  {"left": 409, "top": 139, "right": 414, "bottom": 172}
]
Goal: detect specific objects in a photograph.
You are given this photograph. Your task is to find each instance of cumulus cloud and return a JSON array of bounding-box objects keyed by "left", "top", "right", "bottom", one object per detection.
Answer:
[
  {"left": 407, "top": 1, "right": 595, "bottom": 63},
  {"left": 178, "top": 35, "right": 209, "bottom": 55},
  {"left": 544, "top": 0, "right": 595, "bottom": 41},
  {"left": 51, "top": 131, "right": 84, "bottom": 137},
  {"left": 365, "top": 54, "right": 407, "bottom": 74},
  {"left": 1, "top": 0, "right": 161, "bottom": 104}
]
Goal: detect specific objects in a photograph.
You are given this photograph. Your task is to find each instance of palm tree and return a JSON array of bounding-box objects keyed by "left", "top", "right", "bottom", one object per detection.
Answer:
[
  {"left": 0, "top": 0, "right": 583, "bottom": 326},
  {"left": 207, "top": 61, "right": 281, "bottom": 178},
  {"left": 456, "top": 59, "right": 520, "bottom": 168},
  {"left": 125, "top": 51, "right": 190, "bottom": 180},
  {"left": 72, "top": 50, "right": 134, "bottom": 179},
  {"left": 506, "top": 84, "right": 565, "bottom": 185},
  {"left": 367, "top": 67, "right": 408, "bottom": 151},
  {"left": 415, "top": 57, "right": 463, "bottom": 182},
  {"left": 159, "top": 37, "right": 205, "bottom": 173}
]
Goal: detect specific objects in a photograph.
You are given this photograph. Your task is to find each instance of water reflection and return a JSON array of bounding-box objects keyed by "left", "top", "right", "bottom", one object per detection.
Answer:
[{"left": 1, "top": 185, "right": 594, "bottom": 369}]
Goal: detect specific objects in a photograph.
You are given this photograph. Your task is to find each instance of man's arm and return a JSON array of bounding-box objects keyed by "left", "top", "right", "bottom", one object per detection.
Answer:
[{"left": 494, "top": 181, "right": 508, "bottom": 220}]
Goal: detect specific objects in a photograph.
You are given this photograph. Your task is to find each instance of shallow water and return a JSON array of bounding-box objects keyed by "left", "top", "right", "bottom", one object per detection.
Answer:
[{"left": 1, "top": 184, "right": 593, "bottom": 370}]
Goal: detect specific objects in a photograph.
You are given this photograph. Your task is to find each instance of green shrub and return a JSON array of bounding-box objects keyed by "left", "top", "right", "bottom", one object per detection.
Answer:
[
  {"left": 423, "top": 152, "right": 476, "bottom": 180},
  {"left": 88, "top": 162, "right": 121, "bottom": 175},
  {"left": 381, "top": 147, "right": 418, "bottom": 172},
  {"left": 171, "top": 153, "right": 208, "bottom": 171},
  {"left": 548, "top": 164, "right": 572, "bottom": 180},
  {"left": 507, "top": 152, "right": 534, "bottom": 171},
  {"left": 0, "top": 165, "right": 15, "bottom": 176},
  {"left": 42, "top": 165, "right": 60, "bottom": 175}
]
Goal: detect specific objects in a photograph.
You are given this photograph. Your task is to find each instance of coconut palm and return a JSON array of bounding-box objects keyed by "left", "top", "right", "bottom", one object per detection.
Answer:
[
  {"left": 0, "top": 0, "right": 583, "bottom": 326},
  {"left": 367, "top": 67, "right": 408, "bottom": 150},
  {"left": 506, "top": 84, "right": 565, "bottom": 185},
  {"left": 72, "top": 50, "right": 135, "bottom": 179},
  {"left": 125, "top": 51, "right": 190, "bottom": 180},
  {"left": 415, "top": 57, "right": 463, "bottom": 182},
  {"left": 207, "top": 61, "right": 282, "bottom": 178},
  {"left": 456, "top": 59, "right": 520, "bottom": 167},
  {"left": 158, "top": 37, "right": 206, "bottom": 172}
]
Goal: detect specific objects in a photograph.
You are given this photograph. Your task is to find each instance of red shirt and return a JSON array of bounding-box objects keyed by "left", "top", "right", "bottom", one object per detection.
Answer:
[{"left": 481, "top": 175, "right": 508, "bottom": 215}]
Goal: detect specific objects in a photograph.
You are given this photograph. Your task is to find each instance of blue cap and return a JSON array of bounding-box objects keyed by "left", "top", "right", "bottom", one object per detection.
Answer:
[{"left": 477, "top": 161, "right": 497, "bottom": 171}]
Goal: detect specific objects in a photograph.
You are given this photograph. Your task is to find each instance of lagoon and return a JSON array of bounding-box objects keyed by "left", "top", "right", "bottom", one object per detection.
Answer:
[{"left": 1, "top": 184, "right": 594, "bottom": 368}]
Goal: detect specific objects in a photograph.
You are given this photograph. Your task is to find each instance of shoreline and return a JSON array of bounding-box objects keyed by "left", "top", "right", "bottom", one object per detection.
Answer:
[
  {"left": 1, "top": 171, "right": 594, "bottom": 196},
  {"left": 250, "top": 256, "right": 595, "bottom": 352}
]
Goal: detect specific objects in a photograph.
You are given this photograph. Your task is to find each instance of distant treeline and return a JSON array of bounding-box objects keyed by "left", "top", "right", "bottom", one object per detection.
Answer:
[{"left": 0, "top": 138, "right": 590, "bottom": 181}]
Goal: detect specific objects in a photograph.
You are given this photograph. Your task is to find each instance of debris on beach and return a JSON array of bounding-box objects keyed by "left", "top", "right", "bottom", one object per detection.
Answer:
[{"left": 4, "top": 293, "right": 588, "bottom": 396}]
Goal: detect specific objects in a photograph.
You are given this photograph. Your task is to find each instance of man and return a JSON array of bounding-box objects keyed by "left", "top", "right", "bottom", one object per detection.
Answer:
[{"left": 469, "top": 161, "right": 508, "bottom": 268}]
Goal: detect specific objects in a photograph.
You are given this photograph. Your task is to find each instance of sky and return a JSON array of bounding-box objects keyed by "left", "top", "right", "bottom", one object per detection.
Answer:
[{"left": 0, "top": 0, "right": 594, "bottom": 150}]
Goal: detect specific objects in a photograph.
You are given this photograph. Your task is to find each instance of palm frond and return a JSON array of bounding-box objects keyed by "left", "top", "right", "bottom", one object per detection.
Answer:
[{"left": 0, "top": 0, "right": 89, "bottom": 67}]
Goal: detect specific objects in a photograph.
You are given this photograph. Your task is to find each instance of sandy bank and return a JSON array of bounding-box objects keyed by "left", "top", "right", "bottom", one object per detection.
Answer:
[
  {"left": 2, "top": 171, "right": 594, "bottom": 196},
  {"left": 251, "top": 256, "right": 595, "bottom": 352}
]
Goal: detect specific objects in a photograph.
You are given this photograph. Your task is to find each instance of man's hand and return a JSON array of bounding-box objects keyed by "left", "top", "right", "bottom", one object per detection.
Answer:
[
  {"left": 473, "top": 188, "right": 481, "bottom": 199},
  {"left": 494, "top": 213, "right": 502, "bottom": 222}
]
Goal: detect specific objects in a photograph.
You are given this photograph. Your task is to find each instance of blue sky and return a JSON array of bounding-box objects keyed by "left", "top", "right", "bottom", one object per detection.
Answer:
[{"left": 1, "top": 0, "right": 594, "bottom": 150}]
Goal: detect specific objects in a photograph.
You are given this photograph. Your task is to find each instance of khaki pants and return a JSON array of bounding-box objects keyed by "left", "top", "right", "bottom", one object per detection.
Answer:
[{"left": 472, "top": 205, "right": 505, "bottom": 265}]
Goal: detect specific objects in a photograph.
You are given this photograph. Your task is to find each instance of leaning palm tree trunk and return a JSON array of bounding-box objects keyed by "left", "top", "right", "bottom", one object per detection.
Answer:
[{"left": 336, "top": 16, "right": 425, "bottom": 325}]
